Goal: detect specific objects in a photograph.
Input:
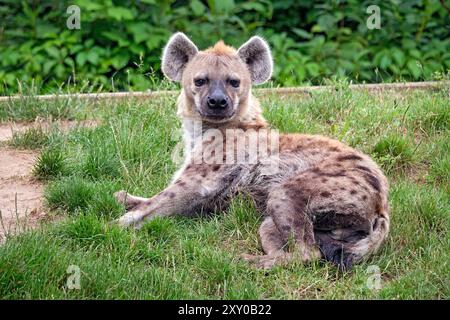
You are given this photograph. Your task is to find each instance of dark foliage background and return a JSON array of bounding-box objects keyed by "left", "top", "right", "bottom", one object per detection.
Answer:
[{"left": 0, "top": 0, "right": 449, "bottom": 94}]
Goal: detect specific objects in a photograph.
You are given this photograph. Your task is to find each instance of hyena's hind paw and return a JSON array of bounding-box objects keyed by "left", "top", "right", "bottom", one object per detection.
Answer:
[
  {"left": 240, "top": 253, "right": 289, "bottom": 270},
  {"left": 240, "top": 248, "right": 321, "bottom": 270}
]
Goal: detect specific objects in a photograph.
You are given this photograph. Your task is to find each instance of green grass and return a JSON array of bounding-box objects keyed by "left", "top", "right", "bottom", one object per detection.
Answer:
[
  {"left": 33, "top": 147, "right": 67, "bottom": 180},
  {"left": 0, "top": 96, "right": 80, "bottom": 122},
  {"left": 7, "top": 126, "right": 49, "bottom": 149},
  {"left": 0, "top": 82, "right": 448, "bottom": 299}
]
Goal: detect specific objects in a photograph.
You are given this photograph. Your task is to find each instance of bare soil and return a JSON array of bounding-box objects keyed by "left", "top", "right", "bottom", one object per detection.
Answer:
[
  {"left": 0, "top": 120, "right": 98, "bottom": 241},
  {"left": 0, "top": 119, "right": 98, "bottom": 142},
  {"left": 0, "top": 147, "right": 42, "bottom": 240}
]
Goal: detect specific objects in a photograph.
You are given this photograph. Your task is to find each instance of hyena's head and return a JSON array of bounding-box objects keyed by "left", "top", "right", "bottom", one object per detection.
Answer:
[{"left": 161, "top": 33, "right": 272, "bottom": 123}]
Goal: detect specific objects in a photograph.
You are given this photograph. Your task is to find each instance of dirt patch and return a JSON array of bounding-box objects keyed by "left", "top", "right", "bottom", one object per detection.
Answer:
[
  {"left": 0, "top": 148, "right": 43, "bottom": 240},
  {"left": 0, "top": 119, "right": 98, "bottom": 142},
  {"left": 0, "top": 120, "right": 98, "bottom": 241}
]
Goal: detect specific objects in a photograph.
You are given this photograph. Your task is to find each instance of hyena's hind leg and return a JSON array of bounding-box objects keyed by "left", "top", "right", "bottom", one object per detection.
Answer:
[
  {"left": 242, "top": 187, "right": 321, "bottom": 269},
  {"left": 277, "top": 166, "right": 389, "bottom": 271},
  {"left": 114, "top": 190, "right": 148, "bottom": 211},
  {"left": 268, "top": 187, "right": 322, "bottom": 261},
  {"left": 241, "top": 217, "right": 286, "bottom": 268},
  {"left": 259, "top": 217, "right": 285, "bottom": 255}
]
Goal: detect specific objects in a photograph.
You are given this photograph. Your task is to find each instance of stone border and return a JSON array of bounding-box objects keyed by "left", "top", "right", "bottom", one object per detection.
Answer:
[{"left": 0, "top": 81, "right": 447, "bottom": 103}]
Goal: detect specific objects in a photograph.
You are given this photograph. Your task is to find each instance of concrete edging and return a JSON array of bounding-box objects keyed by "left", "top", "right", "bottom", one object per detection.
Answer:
[{"left": 0, "top": 81, "right": 447, "bottom": 103}]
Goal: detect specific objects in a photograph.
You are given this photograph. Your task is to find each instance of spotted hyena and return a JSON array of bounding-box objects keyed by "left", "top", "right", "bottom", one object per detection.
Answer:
[{"left": 114, "top": 33, "right": 390, "bottom": 270}]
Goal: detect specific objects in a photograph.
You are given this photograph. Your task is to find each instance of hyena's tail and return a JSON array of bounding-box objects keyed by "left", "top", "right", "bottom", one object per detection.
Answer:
[{"left": 315, "top": 216, "right": 390, "bottom": 271}]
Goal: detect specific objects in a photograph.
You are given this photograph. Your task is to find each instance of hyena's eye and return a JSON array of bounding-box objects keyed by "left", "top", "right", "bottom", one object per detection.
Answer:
[
  {"left": 229, "top": 79, "right": 240, "bottom": 88},
  {"left": 194, "top": 78, "right": 207, "bottom": 87}
]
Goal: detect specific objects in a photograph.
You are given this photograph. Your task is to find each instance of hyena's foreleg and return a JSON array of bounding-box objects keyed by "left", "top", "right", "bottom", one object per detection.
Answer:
[
  {"left": 114, "top": 164, "right": 232, "bottom": 228},
  {"left": 114, "top": 183, "right": 207, "bottom": 228}
]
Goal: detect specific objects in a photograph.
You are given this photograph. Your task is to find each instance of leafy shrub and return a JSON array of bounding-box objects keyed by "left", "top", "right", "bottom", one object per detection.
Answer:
[{"left": 0, "top": 0, "right": 448, "bottom": 94}]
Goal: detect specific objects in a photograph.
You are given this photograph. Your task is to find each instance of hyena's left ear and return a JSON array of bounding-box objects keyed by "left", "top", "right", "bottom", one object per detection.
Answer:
[
  {"left": 237, "top": 36, "right": 273, "bottom": 85},
  {"left": 162, "top": 32, "right": 199, "bottom": 82}
]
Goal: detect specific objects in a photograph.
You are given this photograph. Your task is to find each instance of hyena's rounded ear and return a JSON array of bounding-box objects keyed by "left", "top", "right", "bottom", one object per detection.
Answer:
[
  {"left": 237, "top": 36, "right": 273, "bottom": 85},
  {"left": 161, "top": 32, "right": 198, "bottom": 82}
]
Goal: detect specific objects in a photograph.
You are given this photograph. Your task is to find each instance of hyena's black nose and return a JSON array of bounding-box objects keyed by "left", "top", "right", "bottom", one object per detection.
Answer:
[{"left": 207, "top": 94, "right": 228, "bottom": 109}]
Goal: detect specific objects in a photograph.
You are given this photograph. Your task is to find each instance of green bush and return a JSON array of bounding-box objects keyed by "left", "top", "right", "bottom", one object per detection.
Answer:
[{"left": 0, "top": 0, "right": 449, "bottom": 94}]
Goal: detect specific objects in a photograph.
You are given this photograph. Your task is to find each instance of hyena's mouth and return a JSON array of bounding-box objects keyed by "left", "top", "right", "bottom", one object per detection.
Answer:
[
  {"left": 201, "top": 112, "right": 236, "bottom": 123},
  {"left": 198, "top": 107, "right": 236, "bottom": 122}
]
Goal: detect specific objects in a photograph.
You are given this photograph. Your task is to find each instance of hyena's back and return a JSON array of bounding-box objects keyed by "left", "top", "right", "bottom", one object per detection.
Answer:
[{"left": 271, "top": 134, "right": 390, "bottom": 269}]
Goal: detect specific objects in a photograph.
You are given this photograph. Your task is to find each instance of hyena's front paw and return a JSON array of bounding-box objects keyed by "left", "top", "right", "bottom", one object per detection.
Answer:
[
  {"left": 113, "top": 211, "right": 145, "bottom": 229},
  {"left": 114, "top": 190, "right": 140, "bottom": 211},
  {"left": 114, "top": 190, "right": 129, "bottom": 206}
]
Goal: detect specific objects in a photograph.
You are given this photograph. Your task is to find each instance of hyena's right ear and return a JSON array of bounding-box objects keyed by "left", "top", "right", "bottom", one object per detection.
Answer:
[{"left": 161, "top": 32, "right": 198, "bottom": 82}]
